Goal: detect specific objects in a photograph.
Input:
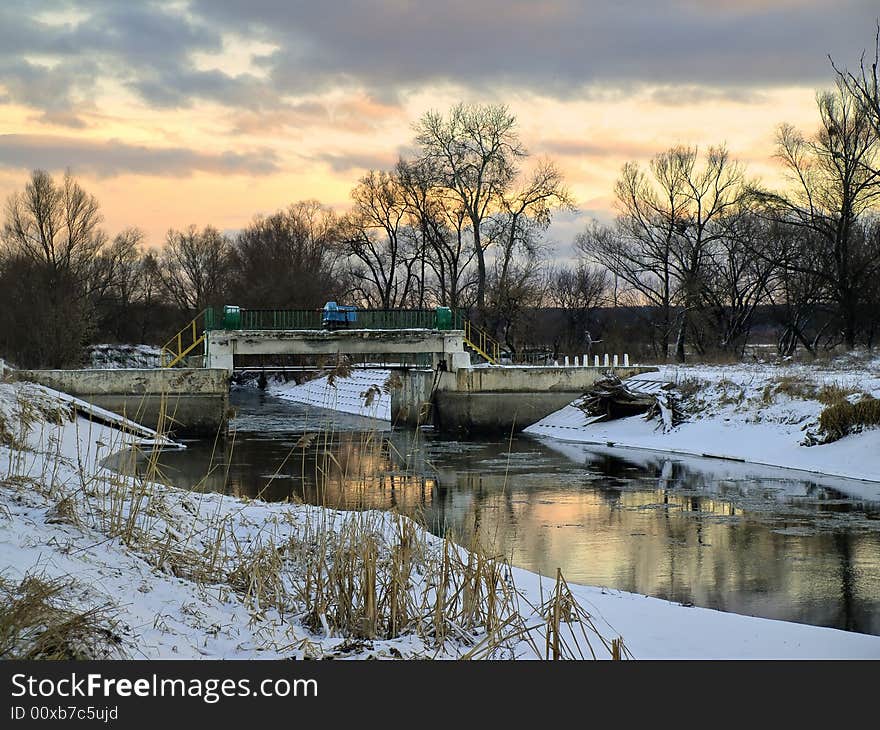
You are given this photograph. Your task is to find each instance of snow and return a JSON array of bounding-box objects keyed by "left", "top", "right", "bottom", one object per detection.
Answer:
[
  {"left": 88, "top": 344, "right": 161, "bottom": 370},
  {"left": 526, "top": 357, "right": 880, "bottom": 486},
  {"left": 268, "top": 369, "right": 392, "bottom": 421},
  {"left": 2, "top": 377, "right": 880, "bottom": 658}
]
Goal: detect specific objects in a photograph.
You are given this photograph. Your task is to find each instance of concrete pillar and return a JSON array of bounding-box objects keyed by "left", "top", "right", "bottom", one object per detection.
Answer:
[
  {"left": 594, "top": 355, "right": 600, "bottom": 367},
  {"left": 574, "top": 356, "right": 579, "bottom": 367},
  {"left": 206, "top": 337, "right": 235, "bottom": 374},
  {"left": 450, "top": 351, "right": 472, "bottom": 371},
  {"left": 613, "top": 354, "right": 619, "bottom": 367},
  {"left": 603, "top": 354, "right": 610, "bottom": 367},
  {"left": 564, "top": 356, "right": 570, "bottom": 367},
  {"left": 624, "top": 354, "right": 630, "bottom": 366}
]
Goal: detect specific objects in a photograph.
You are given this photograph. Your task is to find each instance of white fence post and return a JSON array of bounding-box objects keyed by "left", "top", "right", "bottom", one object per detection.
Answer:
[
  {"left": 603, "top": 354, "right": 610, "bottom": 367},
  {"left": 564, "top": 356, "right": 570, "bottom": 367},
  {"left": 594, "top": 355, "right": 600, "bottom": 367},
  {"left": 624, "top": 353, "right": 630, "bottom": 366},
  {"left": 573, "top": 356, "right": 579, "bottom": 367},
  {"left": 613, "top": 354, "right": 619, "bottom": 367}
]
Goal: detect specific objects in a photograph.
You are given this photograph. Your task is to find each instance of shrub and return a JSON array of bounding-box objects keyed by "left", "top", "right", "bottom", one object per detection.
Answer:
[{"left": 818, "top": 396, "right": 880, "bottom": 442}]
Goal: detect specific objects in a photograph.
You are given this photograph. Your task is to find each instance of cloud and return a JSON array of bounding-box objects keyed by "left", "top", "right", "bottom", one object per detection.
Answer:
[
  {"left": 538, "top": 139, "right": 659, "bottom": 160},
  {"left": 310, "top": 150, "right": 400, "bottom": 174},
  {"left": 194, "top": 0, "right": 878, "bottom": 98},
  {"left": 2, "top": 0, "right": 877, "bottom": 125},
  {"left": 648, "top": 85, "right": 768, "bottom": 106},
  {"left": 0, "top": 134, "right": 280, "bottom": 177},
  {"left": 229, "top": 95, "right": 401, "bottom": 135}
]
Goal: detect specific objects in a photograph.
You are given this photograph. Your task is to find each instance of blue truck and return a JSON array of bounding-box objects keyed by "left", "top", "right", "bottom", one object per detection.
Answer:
[{"left": 321, "top": 301, "right": 357, "bottom": 330}]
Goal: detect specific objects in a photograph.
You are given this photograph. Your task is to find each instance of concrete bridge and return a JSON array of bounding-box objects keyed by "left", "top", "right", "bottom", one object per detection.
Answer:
[{"left": 204, "top": 328, "right": 471, "bottom": 373}]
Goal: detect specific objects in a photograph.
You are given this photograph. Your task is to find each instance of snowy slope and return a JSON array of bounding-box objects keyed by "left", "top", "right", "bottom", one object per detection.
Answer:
[{"left": 526, "top": 357, "right": 880, "bottom": 485}]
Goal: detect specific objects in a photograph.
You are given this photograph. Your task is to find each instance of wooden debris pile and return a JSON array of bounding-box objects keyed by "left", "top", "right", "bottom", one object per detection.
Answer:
[{"left": 578, "top": 375, "right": 684, "bottom": 433}]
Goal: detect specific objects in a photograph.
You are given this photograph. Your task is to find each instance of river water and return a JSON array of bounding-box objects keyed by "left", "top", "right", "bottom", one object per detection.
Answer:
[{"left": 150, "top": 389, "right": 880, "bottom": 635}]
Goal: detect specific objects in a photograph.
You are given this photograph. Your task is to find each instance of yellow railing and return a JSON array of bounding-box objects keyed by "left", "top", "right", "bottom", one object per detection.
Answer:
[
  {"left": 463, "top": 319, "right": 501, "bottom": 364},
  {"left": 161, "top": 310, "right": 207, "bottom": 368}
]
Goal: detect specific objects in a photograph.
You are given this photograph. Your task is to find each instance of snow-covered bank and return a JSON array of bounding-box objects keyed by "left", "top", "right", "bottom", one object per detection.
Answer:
[
  {"left": 268, "top": 369, "right": 392, "bottom": 421},
  {"left": 527, "top": 357, "right": 880, "bottom": 486},
  {"left": 2, "top": 379, "right": 880, "bottom": 658}
]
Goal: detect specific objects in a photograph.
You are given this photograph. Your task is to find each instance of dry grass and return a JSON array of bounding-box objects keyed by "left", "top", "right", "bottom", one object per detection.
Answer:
[
  {"left": 674, "top": 377, "right": 705, "bottom": 401},
  {"left": 773, "top": 375, "right": 817, "bottom": 400},
  {"left": 0, "top": 572, "right": 125, "bottom": 660},
  {"left": 770, "top": 376, "right": 857, "bottom": 405},
  {"left": 818, "top": 396, "right": 880, "bottom": 442},
  {"left": 0, "top": 381, "right": 628, "bottom": 660}
]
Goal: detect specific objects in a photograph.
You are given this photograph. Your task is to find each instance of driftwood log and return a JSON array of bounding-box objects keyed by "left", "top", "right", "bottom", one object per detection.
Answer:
[{"left": 578, "top": 375, "right": 683, "bottom": 432}]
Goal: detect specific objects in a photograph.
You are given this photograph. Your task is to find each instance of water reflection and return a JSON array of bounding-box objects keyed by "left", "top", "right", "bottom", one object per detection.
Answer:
[{"left": 143, "top": 390, "right": 880, "bottom": 635}]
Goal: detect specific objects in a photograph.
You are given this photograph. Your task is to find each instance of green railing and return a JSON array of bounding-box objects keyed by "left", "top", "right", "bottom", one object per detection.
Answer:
[
  {"left": 200, "top": 305, "right": 501, "bottom": 364},
  {"left": 205, "top": 307, "right": 454, "bottom": 331}
]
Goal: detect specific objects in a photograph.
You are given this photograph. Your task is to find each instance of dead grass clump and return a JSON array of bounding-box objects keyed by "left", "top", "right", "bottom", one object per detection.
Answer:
[
  {"left": 816, "top": 384, "right": 858, "bottom": 406},
  {"left": 818, "top": 396, "right": 880, "bottom": 442},
  {"left": 674, "top": 377, "right": 704, "bottom": 401},
  {"left": 0, "top": 572, "right": 126, "bottom": 660},
  {"left": 773, "top": 375, "right": 817, "bottom": 400},
  {"left": 0, "top": 412, "right": 16, "bottom": 448}
]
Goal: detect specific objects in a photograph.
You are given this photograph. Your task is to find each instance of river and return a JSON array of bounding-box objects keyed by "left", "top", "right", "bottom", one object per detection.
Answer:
[{"left": 147, "top": 389, "right": 880, "bottom": 635}]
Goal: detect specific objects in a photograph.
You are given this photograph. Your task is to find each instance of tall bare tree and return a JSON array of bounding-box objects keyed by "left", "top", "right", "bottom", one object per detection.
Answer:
[
  {"left": 396, "top": 158, "right": 476, "bottom": 309},
  {"left": 158, "top": 225, "right": 231, "bottom": 313},
  {"left": 340, "top": 170, "right": 419, "bottom": 309},
  {"left": 580, "top": 146, "right": 745, "bottom": 361},
  {"left": 230, "top": 201, "right": 341, "bottom": 308},
  {"left": 415, "top": 103, "right": 524, "bottom": 311},
  {"left": 2, "top": 169, "right": 107, "bottom": 283},
  {"left": 756, "top": 81, "right": 880, "bottom": 349},
  {"left": 0, "top": 170, "right": 108, "bottom": 366},
  {"left": 833, "top": 24, "right": 880, "bottom": 149}
]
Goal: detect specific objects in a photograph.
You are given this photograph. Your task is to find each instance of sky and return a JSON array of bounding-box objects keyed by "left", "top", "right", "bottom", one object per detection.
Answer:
[{"left": 0, "top": 0, "right": 876, "bottom": 252}]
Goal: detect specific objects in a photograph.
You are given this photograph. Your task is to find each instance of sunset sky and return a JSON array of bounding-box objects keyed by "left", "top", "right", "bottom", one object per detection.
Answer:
[{"left": 0, "top": 1, "right": 876, "bottom": 251}]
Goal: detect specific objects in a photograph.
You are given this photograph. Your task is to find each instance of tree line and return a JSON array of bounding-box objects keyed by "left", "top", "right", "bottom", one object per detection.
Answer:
[{"left": 2, "top": 31, "right": 879, "bottom": 368}]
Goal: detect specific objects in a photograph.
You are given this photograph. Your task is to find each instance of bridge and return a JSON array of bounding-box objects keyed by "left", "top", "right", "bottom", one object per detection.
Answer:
[
  {"left": 160, "top": 306, "right": 500, "bottom": 372},
  {"left": 155, "top": 305, "right": 656, "bottom": 434}
]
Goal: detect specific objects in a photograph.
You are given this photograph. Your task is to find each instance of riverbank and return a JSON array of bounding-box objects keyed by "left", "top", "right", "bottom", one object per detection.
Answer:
[
  {"left": 3, "top": 379, "right": 880, "bottom": 658},
  {"left": 527, "top": 355, "right": 880, "bottom": 485}
]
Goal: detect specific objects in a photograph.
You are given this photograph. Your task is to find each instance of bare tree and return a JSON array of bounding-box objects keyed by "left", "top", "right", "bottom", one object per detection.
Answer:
[
  {"left": 339, "top": 170, "right": 419, "bottom": 309},
  {"left": 92, "top": 227, "right": 149, "bottom": 340},
  {"left": 158, "top": 225, "right": 232, "bottom": 313},
  {"left": 415, "top": 103, "right": 524, "bottom": 311},
  {"left": 0, "top": 169, "right": 109, "bottom": 366},
  {"left": 698, "top": 209, "right": 779, "bottom": 354},
  {"left": 396, "top": 158, "right": 477, "bottom": 309},
  {"left": 833, "top": 23, "right": 880, "bottom": 148},
  {"left": 755, "top": 82, "right": 880, "bottom": 349},
  {"left": 579, "top": 146, "right": 745, "bottom": 361},
  {"left": 548, "top": 261, "right": 609, "bottom": 357},
  {"left": 2, "top": 169, "right": 107, "bottom": 283},
  {"left": 493, "top": 160, "right": 574, "bottom": 291},
  {"left": 230, "top": 201, "right": 342, "bottom": 308}
]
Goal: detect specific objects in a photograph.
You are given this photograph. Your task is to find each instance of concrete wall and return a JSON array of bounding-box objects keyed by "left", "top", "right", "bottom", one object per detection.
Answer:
[
  {"left": 391, "top": 365, "right": 657, "bottom": 435},
  {"left": 15, "top": 368, "right": 229, "bottom": 438},
  {"left": 390, "top": 369, "right": 435, "bottom": 426},
  {"left": 448, "top": 366, "right": 651, "bottom": 393}
]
